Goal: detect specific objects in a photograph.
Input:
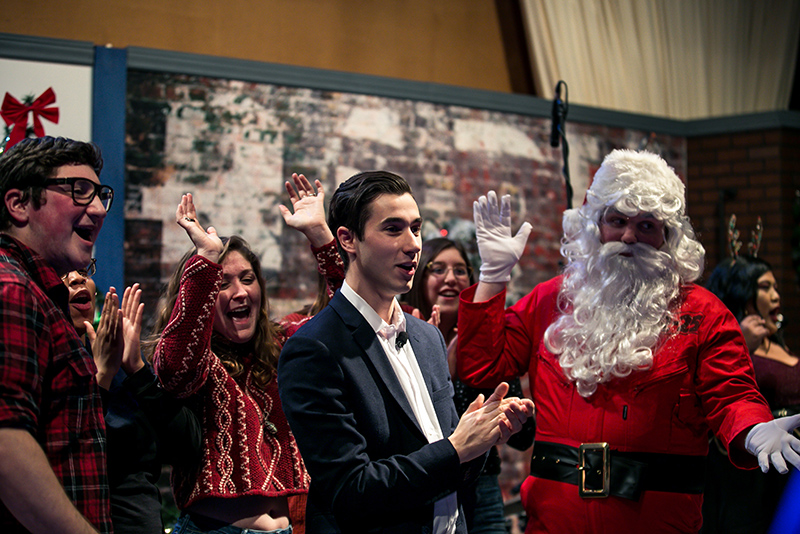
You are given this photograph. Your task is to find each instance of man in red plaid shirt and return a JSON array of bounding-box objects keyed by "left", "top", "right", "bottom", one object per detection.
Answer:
[{"left": 0, "top": 136, "right": 114, "bottom": 533}]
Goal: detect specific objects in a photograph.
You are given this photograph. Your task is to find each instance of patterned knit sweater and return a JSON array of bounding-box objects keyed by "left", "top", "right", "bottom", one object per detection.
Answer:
[{"left": 153, "top": 241, "right": 344, "bottom": 509}]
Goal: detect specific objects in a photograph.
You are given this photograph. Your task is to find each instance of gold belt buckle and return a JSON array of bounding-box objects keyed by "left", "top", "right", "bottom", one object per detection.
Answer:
[{"left": 578, "top": 442, "right": 610, "bottom": 498}]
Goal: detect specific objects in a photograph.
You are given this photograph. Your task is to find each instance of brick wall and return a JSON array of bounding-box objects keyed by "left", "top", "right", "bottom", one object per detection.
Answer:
[
  {"left": 687, "top": 127, "right": 800, "bottom": 351},
  {"left": 125, "top": 71, "right": 688, "bottom": 326}
]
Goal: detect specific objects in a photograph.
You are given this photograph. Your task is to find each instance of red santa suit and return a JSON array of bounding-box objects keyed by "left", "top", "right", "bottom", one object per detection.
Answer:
[{"left": 457, "top": 276, "right": 773, "bottom": 534}]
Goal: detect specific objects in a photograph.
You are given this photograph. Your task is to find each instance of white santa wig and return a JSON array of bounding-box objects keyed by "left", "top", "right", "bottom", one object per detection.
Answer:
[
  {"left": 562, "top": 149, "right": 704, "bottom": 283},
  {"left": 544, "top": 149, "right": 705, "bottom": 397}
]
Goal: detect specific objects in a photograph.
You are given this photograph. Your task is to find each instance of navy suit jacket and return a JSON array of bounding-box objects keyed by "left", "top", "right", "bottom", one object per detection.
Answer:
[{"left": 279, "top": 290, "right": 483, "bottom": 534}]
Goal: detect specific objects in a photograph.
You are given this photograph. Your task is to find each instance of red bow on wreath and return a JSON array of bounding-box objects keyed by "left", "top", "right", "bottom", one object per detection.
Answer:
[{"left": 1, "top": 88, "right": 60, "bottom": 149}]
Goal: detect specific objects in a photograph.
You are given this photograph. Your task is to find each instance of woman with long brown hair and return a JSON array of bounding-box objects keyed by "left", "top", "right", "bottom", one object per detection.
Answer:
[{"left": 148, "top": 175, "right": 343, "bottom": 534}]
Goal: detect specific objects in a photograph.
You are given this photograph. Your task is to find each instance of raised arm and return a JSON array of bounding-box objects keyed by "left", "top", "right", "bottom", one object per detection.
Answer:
[
  {"left": 279, "top": 173, "right": 344, "bottom": 299},
  {"left": 471, "top": 191, "right": 531, "bottom": 302},
  {"left": 279, "top": 173, "right": 335, "bottom": 248},
  {"left": 153, "top": 194, "right": 224, "bottom": 396},
  {"left": 456, "top": 191, "right": 536, "bottom": 388},
  {"left": 176, "top": 193, "right": 223, "bottom": 262}
]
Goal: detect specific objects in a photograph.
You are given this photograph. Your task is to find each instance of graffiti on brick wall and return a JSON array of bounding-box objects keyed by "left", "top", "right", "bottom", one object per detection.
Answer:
[{"left": 125, "top": 71, "right": 686, "bottom": 324}]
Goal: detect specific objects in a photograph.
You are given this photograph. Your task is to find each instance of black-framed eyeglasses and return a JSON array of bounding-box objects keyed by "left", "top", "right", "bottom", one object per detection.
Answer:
[
  {"left": 60, "top": 258, "right": 97, "bottom": 281},
  {"left": 426, "top": 262, "right": 472, "bottom": 279},
  {"left": 44, "top": 177, "right": 114, "bottom": 212}
]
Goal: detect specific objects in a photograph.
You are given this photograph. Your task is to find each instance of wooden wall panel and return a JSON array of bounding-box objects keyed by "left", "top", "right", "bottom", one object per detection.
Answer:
[{"left": 0, "top": 0, "right": 515, "bottom": 93}]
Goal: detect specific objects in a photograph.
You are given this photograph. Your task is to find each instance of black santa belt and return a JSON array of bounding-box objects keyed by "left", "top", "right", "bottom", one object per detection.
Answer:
[{"left": 530, "top": 441, "right": 705, "bottom": 500}]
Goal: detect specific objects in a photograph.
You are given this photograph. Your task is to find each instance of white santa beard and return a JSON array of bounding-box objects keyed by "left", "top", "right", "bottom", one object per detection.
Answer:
[{"left": 544, "top": 241, "right": 681, "bottom": 397}]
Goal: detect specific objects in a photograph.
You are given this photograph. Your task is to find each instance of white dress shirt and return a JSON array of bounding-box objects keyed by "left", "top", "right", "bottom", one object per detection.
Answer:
[{"left": 340, "top": 281, "right": 458, "bottom": 534}]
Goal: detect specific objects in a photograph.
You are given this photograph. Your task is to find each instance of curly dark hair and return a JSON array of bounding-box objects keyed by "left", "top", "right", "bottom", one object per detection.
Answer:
[{"left": 0, "top": 136, "right": 103, "bottom": 230}]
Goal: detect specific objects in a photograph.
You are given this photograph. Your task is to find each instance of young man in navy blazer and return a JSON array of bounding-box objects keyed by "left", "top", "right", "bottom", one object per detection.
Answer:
[{"left": 279, "top": 170, "right": 534, "bottom": 534}]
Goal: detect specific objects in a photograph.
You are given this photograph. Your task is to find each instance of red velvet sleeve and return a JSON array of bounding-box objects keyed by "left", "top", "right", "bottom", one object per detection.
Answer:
[
  {"left": 690, "top": 286, "right": 773, "bottom": 468},
  {"left": 456, "top": 281, "right": 556, "bottom": 389}
]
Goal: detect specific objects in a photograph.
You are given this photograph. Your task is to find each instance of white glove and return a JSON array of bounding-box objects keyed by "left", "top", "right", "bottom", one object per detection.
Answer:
[
  {"left": 745, "top": 414, "right": 800, "bottom": 473},
  {"left": 473, "top": 191, "right": 532, "bottom": 283}
]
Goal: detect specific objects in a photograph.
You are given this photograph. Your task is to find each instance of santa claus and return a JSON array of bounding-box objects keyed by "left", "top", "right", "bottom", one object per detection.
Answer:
[{"left": 457, "top": 149, "right": 800, "bottom": 533}]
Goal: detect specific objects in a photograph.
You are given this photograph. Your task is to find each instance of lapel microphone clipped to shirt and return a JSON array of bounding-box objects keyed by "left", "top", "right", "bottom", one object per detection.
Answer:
[{"left": 395, "top": 331, "right": 409, "bottom": 350}]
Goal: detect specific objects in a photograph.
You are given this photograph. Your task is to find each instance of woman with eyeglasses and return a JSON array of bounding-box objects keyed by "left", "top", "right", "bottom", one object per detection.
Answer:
[
  {"left": 62, "top": 265, "right": 203, "bottom": 534},
  {"left": 147, "top": 174, "right": 343, "bottom": 534},
  {"left": 402, "top": 237, "right": 534, "bottom": 534}
]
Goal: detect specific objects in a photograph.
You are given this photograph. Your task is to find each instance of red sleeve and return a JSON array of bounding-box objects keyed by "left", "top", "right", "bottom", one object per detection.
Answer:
[
  {"left": 280, "top": 313, "right": 311, "bottom": 338},
  {"left": 153, "top": 255, "right": 222, "bottom": 398},
  {"left": 311, "top": 239, "right": 344, "bottom": 298},
  {"left": 691, "top": 286, "right": 773, "bottom": 467},
  {"left": 456, "top": 281, "right": 557, "bottom": 389},
  {"left": 0, "top": 282, "right": 44, "bottom": 431}
]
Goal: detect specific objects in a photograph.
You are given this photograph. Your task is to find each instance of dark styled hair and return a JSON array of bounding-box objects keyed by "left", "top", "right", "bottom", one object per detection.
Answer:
[
  {"left": 706, "top": 255, "right": 772, "bottom": 323},
  {"left": 145, "top": 235, "right": 282, "bottom": 389},
  {"left": 0, "top": 136, "right": 103, "bottom": 230},
  {"left": 403, "top": 237, "right": 474, "bottom": 320},
  {"left": 328, "top": 170, "right": 413, "bottom": 269},
  {"left": 706, "top": 254, "right": 787, "bottom": 350}
]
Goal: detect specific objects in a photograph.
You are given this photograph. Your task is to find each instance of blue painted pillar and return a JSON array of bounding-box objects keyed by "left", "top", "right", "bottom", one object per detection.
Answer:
[{"left": 91, "top": 46, "right": 126, "bottom": 293}]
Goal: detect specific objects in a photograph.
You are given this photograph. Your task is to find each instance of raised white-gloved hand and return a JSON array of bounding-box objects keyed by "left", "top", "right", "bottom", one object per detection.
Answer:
[
  {"left": 473, "top": 191, "right": 532, "bottom": 283},
  {"left": 745, "top": 414, "right": 800, "bottom": 473}
]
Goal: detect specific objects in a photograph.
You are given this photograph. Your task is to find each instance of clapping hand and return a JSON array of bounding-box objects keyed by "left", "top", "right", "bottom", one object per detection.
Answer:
[
  {"left": 88, "top": 288, "right": 123, "bottom": 389},
  {"left": 411, "top": 304, "right": 441, "bottom": 329},
  {"left": 120, "top": 283, "right": 145, "bottom": 376},
  {"left": 492, "top": 389, "right": 536, "bottom": 445},
  {"left": 449, "top": 382, "right": 535, "bottom": 463}
]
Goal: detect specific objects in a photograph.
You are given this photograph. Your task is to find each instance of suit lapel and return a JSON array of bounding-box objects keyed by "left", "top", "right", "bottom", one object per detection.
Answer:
[
  {"left": 407, "top": 319, "right": 452, "bottom": 434},
  {"left": 406, "top": 320, "right": 435, "bottom": 397},
  {"left": 330, "top": 293, "right": 425, "bottom": 437}
]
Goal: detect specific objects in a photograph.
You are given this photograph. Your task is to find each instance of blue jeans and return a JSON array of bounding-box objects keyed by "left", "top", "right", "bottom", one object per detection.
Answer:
[
  {"left": 462, "top": 473, "right": 507, "bottom": 534},
  {"left": 173, "top": 514, "right": 293, "bottom": 534}
]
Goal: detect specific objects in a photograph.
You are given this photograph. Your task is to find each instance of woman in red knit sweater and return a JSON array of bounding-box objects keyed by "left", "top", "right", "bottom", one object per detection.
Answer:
[{"left": 148, "top": 175, "right": 343, "bottom": 534}]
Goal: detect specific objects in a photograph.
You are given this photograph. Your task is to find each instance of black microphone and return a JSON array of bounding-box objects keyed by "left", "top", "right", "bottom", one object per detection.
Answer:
[
  {"left": 550, "top": 82, "right": 563, "bottom": 148},
  {"left": 395, "top": 332, "right": 409, "bottom": 350}
]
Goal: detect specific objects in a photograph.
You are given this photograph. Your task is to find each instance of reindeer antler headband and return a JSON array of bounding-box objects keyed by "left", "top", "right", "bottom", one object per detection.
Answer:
[{"left": 728, "top": 214, "right": 763, "bottom": 258}]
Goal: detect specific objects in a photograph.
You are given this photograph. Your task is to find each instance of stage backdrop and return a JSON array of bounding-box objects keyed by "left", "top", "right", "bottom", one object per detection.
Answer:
[{"left": 124, "top": 70, "right": 686, "bottom": 323}]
